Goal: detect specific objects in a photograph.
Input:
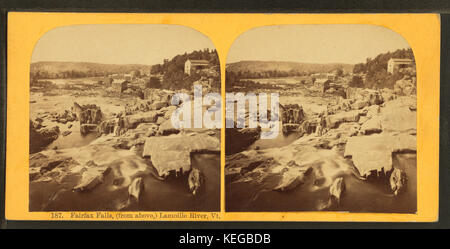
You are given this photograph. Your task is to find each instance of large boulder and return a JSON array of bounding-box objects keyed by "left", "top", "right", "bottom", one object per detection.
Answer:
[
  {"left": 379, "top": 97, "right": 416, "bottom": 133},
  {"left": 73, "top": 166, "right": 111, "bottom": 192},
  {"left": 142, "top": 133, "right": 220, "bottom": 177},
  {"left": 150, "top": 101, "right": 168, "bottom": 110},
  {"left": 73, "top": 102, "right": 103, "bottom": 125},
  {"left": 158, "top": 119, "right": 180, "bottom": 136},
  {"left": 329, "top": 177, "right": 345, "bottom": 204},
  {"left": 344, "top": 133, "right": 416, "bottom": 177},
  {"left": 360, "top": 116, "right": 382, "bottom": 135},
  {"left": 273, "top": 164, "right": 312, "bottom": 192},
  {"left": 281, "top": 104, "right": 305, "bottom": 124},
  {"left": 325, "top": 110, "right": 360, "bottom": 129},
  {"left": 127, "top": 111, "right": 159, "bottom": 128}
]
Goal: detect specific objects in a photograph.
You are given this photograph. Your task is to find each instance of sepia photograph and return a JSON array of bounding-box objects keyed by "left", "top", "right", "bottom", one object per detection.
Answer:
[
  {"left": 28, "top": 24, "right": 221, "bottom": 212},
  {"left": 225, "top": 25, "right": 417, "bottom": 213}
]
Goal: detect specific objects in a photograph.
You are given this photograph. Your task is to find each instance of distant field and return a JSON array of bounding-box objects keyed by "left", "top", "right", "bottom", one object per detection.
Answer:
[{"left": 241, "top": 76, "right": 310, "bottom": 85}]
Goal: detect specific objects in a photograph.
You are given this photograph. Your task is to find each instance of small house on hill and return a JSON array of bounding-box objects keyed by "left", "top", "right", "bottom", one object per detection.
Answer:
[
  {"left": 184, "top": 59, "right": 209, "bottom": 75},
  {"left": 387, "top": 58, "right": 413, "bottom": 74},
  {"left": 112, "top": 79, "right": 128, "bottom": 93}
]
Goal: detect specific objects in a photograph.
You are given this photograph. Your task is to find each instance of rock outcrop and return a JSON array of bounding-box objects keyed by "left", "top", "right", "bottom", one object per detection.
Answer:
[
  {"left": 394, "top": 77, "right": 416, "bottom": 96},
  {"left": 188, "top": 168, "right": 204, "bottom": 195},
  {"left": 273, "top": 163, "right": 312, "bottom": 192},
  {"left": 225, "top": 126, "right": 261, "bottom": 155},
  {"left": 325, "top": 110, "right": 360, "bottom": 129},
  {"left": 30, "top": 120, "right": 60, "bottom": 153},
  {"left": 73, "top": 102, "right": 103, "bottom": 135},
  {"left": 128, "top": 177, "right": 144, "bottom": 202},
  {"left": 389, "top": 168, "right": 407, "bottom": 195},
  {"left": 73, "top": 165, "right": 111, "bottom": 192},
  {"left": 344, "top": 133, "right": 416, "bottom": 177},
  {"left": 281, "top": 104, "right": 305, "bottom": 124},
  {"left": 320, "top": 177, "right": 346, "bottom": 210}
]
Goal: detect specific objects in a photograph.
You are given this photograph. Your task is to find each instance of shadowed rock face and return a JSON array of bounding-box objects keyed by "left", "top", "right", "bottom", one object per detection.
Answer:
[
  {"left": 73, "top": 102, "right": 103, "bottom": 125},
  {"left": 30, "top": 120, "right": 60, "bottom": 153},
  {"left": 73, "top": 102, "right": 103, "bottom": 135},
  {"left": 281, "top": 104, "right": 305, "bottom": 124},
  {"left": 225, "top": 126, "right": 261, "bottom": 155}
]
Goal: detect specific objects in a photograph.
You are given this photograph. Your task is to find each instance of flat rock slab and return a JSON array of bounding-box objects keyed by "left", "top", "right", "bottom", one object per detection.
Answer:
[
  {"left": 142, "top": 134, "right": 220, "bottom": 177},
  {"left": 325, "top": 110, "right": 360, "bottom": 128},
  {"left": 344, "top": 133, "right": 416, "bottom": 177}
]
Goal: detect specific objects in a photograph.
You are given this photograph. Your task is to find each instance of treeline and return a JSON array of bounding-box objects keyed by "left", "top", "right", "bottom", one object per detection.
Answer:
[
  {"left": 351, "top": 48, "right": 415, "bottom": 89},
  {"left": 150, "top": 48, "right": 220, "bottom": 90},
  {"left": 226, "top": 69, "right": 311, "bottom": 89},
  {"left": 30, "top": 70, "right": 107, "bottom": 80}
]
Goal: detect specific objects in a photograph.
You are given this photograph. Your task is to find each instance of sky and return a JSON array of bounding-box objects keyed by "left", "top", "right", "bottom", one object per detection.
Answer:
[
  {"left": 227, "top": 24, "right": 411, "bottom": 64},
  {"left": 31, "top": 24, "right": 216, "bottom": 65}
]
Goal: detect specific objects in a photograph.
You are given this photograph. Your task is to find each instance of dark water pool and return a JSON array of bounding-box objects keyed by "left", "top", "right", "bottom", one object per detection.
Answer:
[{"left": 45, "top": 122, "right": 99, "bottom": 150}]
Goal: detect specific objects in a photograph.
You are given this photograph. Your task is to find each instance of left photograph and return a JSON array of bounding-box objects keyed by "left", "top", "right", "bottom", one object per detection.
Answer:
[{"left": 28, "top": 24, "right": 221, "bottom": 211}]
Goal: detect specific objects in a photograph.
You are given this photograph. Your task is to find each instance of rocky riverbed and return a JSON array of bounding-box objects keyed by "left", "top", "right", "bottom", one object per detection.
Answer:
[
  {"left": 29, "top": 86, "right": 220, "bottom": 211},
  {"left": 226, "top": 82, "right": 417, "bottom": 213}
]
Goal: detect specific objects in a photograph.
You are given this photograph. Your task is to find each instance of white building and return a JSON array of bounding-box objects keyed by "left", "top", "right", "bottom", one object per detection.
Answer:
[
  {"left": 387, "top": 58, "right": 413, "bottom": 74},
  {"left": 184, "top": 59, "right": 209, "bottom": 75}
]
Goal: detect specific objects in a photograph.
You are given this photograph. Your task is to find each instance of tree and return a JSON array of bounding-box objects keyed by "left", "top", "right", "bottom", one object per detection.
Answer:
[
  {"left": 146, "top": 77, "right": 162, "bottom": 89},
  {"left": 349, "top": 75, "right": 364, "bottom": 88}
]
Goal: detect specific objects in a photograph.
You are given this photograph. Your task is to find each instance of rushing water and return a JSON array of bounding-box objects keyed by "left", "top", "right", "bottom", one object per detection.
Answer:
[
  {"left": 45, "top": 122, "right": 100, "bottom": 150},
  {"left": 30, "top": 154, "right": 220, "bottom": 212},
  {"left": 226, "top": 153, "right": 416, "bottom": 213},
  {"left": 248, "top": 132, "right": 303, "bottom": 150}
]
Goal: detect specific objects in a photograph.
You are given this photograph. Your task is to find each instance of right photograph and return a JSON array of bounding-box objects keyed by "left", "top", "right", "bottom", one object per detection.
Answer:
[{"left": 225, "top": 24, "right": 417, "bottom": 213}]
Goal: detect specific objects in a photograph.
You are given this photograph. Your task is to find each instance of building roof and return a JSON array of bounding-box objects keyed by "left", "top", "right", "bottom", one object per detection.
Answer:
[{"left": 187, "top": 59, "right": 209, "bottom": 65}]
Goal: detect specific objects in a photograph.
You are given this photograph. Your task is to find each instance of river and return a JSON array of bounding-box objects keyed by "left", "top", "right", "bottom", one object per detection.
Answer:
[{"left": 226, "top": 153, "right": 416, "bottom": 213}]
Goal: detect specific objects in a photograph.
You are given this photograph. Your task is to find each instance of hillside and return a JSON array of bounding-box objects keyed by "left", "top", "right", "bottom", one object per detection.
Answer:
[
  {"left": 30, "top": 61, "right": 151, "bottom": 78},
  {"left": 226, "top": 60, "right": 354, "bottom": 74},
  {"left": 351, "top": 48, "right": 415, "bottom": 89}
]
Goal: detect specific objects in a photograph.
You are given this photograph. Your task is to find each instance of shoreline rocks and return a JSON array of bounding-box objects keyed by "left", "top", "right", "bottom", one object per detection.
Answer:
[{"left": 30, "top": 120, "right": 60, "bottom": 153}]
